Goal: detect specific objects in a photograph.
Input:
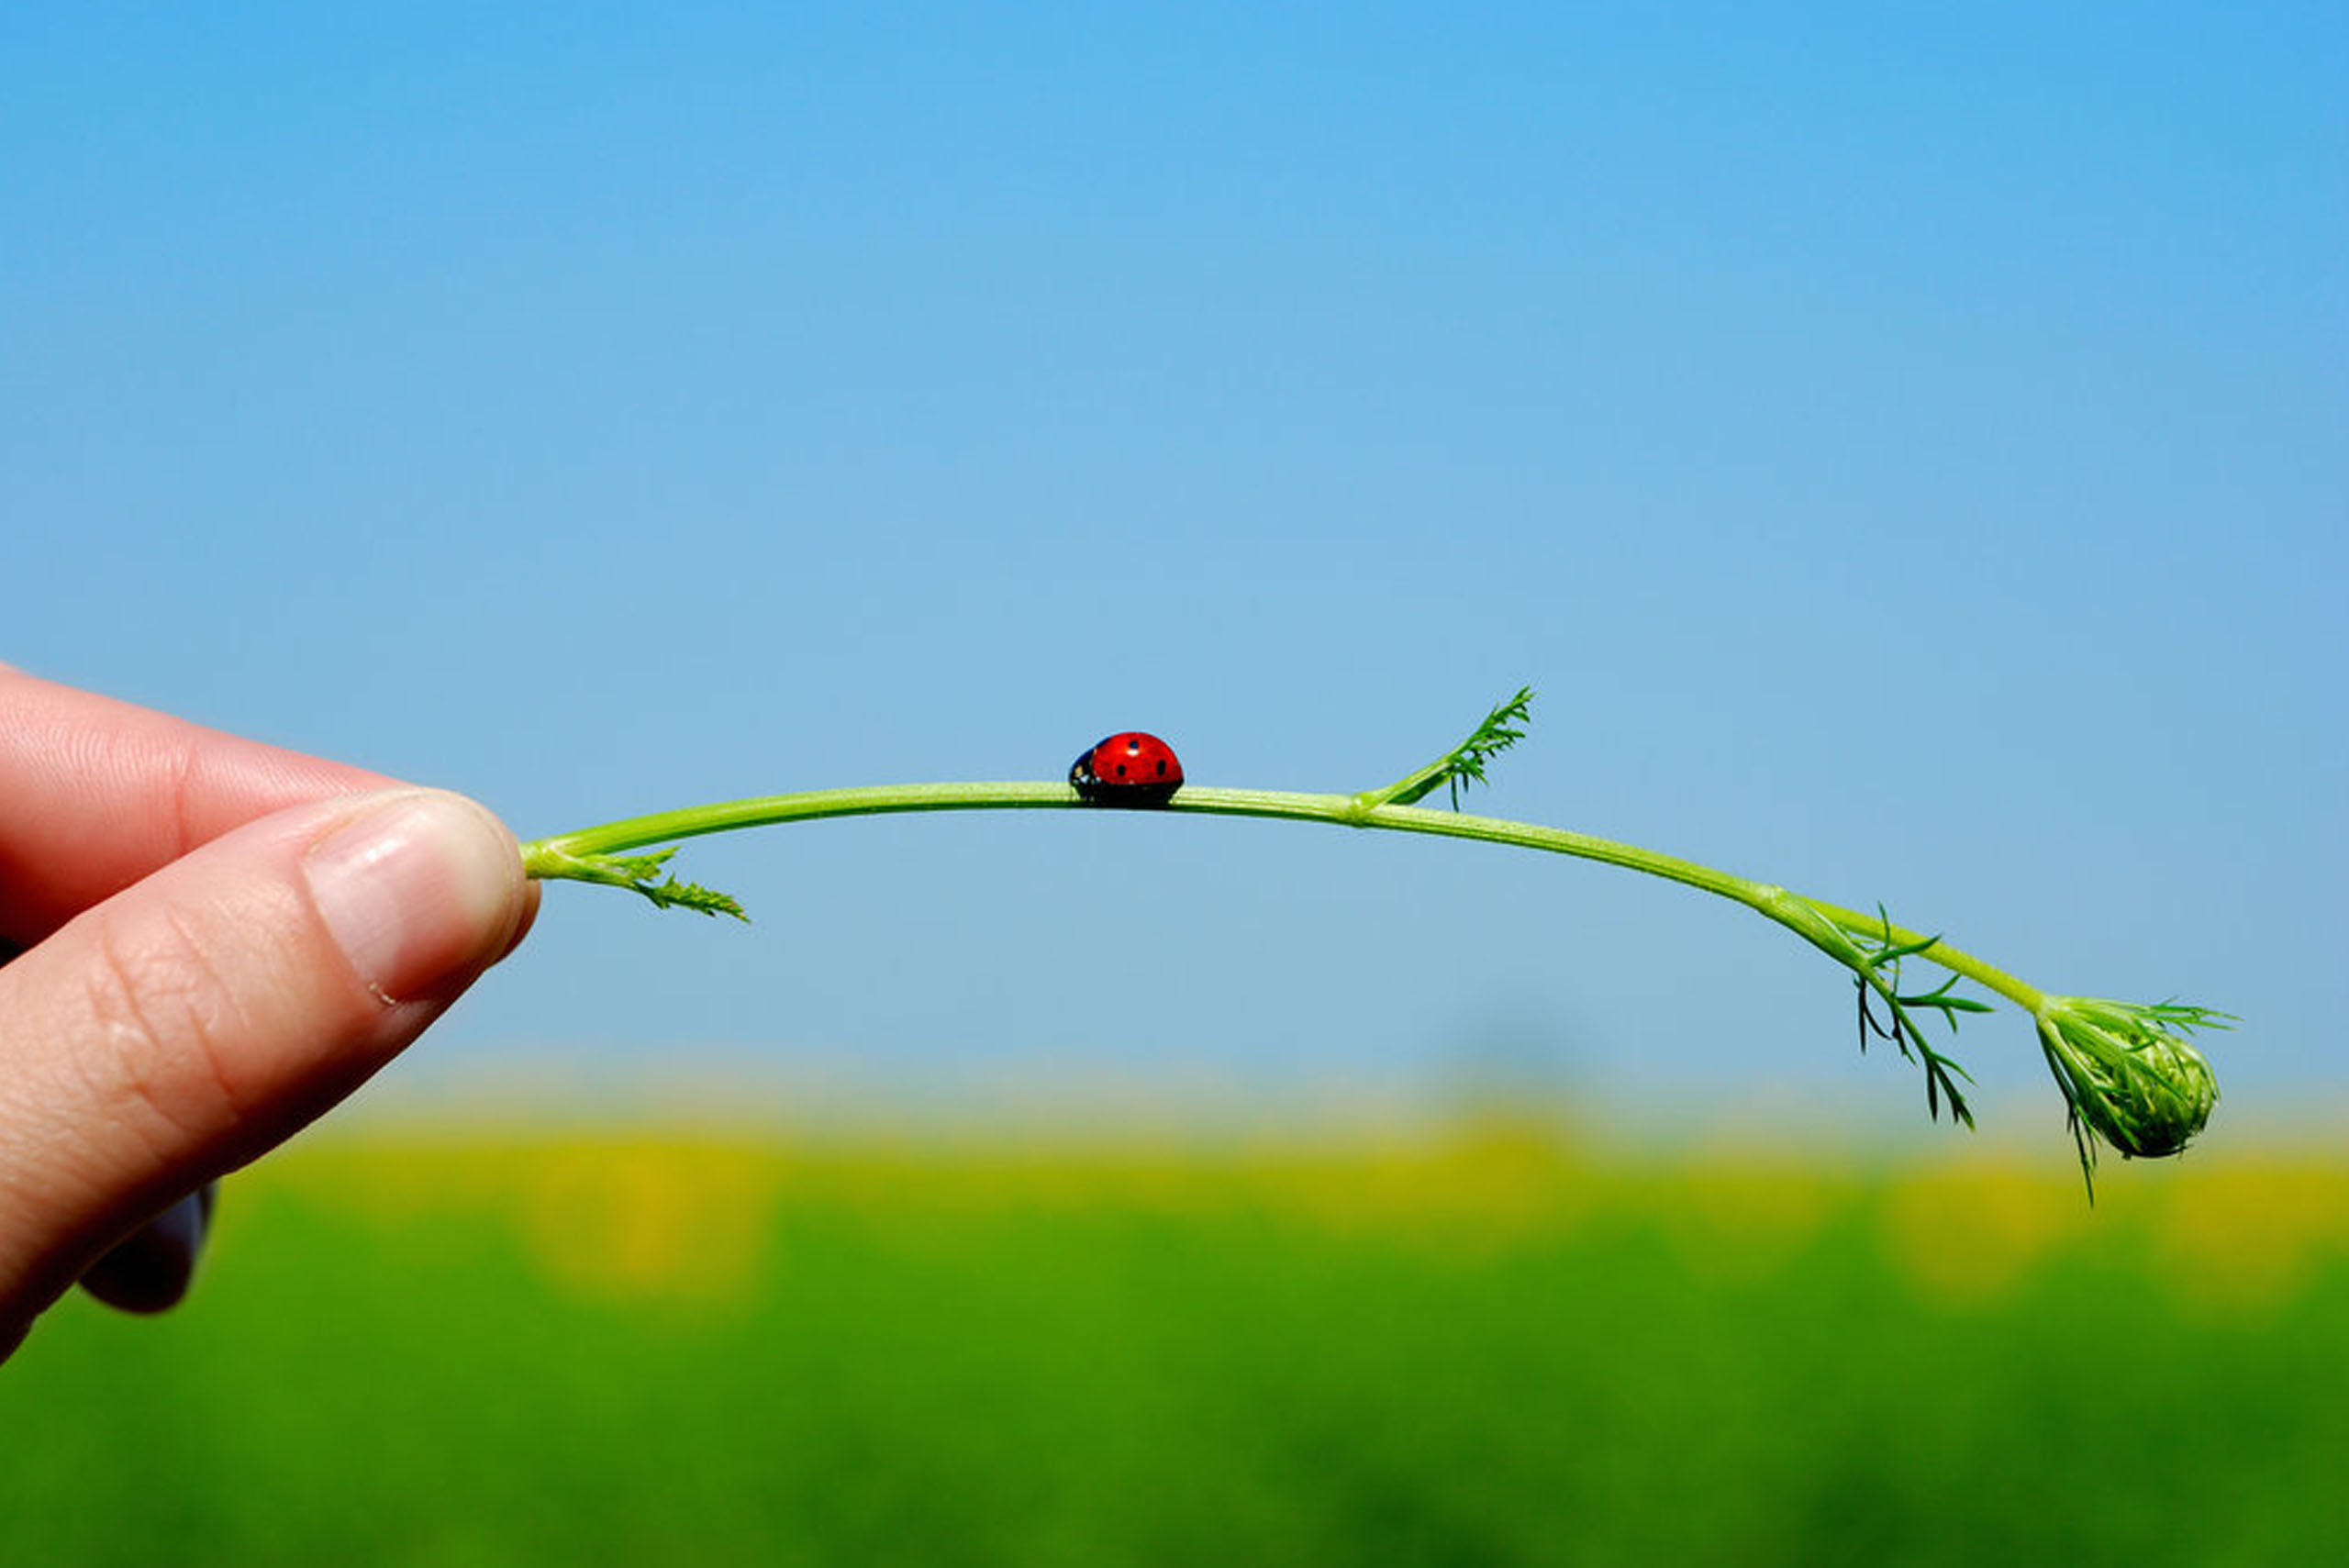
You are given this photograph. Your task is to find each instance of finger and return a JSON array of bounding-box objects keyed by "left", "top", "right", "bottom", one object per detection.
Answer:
[
  {"left": 76, "top": 1184, "right": 217, "bottom": 1315},
  {"left": 0, "top": 666, "right": 389, "bottom": 940},
  {"left": 0, "top": 787, "right": 534, "bottom": 1353},
  {"left": 0, "top": 949, "right": 217, "bottom": 1319}
]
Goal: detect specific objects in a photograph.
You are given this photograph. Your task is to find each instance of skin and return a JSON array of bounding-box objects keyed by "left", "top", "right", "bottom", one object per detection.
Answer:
[{"left": 0, "top": 665, "right": 538, "bottom": 1360}]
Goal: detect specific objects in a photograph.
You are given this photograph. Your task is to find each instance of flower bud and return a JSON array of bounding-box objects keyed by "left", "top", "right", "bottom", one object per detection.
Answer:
[{"left": 2035, "top": 997, "right": 2221, "bottom": 1160}]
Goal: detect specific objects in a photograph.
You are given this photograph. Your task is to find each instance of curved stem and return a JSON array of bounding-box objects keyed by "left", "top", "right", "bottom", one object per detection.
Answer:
[
  {"left": 1798, "top": 896, "right": 2044, "bottom": 1014},
  {"left": 516, "top": 689, "right": 2226, "bottom": 1187},
  {"left": 522, "top": 782, "right": 2034, "bottom": 1006}
]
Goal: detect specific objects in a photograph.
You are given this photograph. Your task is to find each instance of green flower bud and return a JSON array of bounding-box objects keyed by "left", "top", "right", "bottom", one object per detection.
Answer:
[{"left": 2035, "top": 997, "right": 2224, "bottom": 1161}]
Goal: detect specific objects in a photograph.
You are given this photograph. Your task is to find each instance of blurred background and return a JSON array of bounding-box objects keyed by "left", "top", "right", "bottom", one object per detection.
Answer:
[{"left": 5, "top": 3, "right": 2343, "bottom": 1562}]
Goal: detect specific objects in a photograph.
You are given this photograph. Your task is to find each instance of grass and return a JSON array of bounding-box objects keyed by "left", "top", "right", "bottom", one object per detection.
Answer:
[{"left": 6, "top": 1123, "right": 2345, "bottom": 1566}]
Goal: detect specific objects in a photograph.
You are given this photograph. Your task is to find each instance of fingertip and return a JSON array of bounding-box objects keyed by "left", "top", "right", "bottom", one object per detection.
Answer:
[{"left": 302, "top": 789, "right": 534, "bottom": 1005}]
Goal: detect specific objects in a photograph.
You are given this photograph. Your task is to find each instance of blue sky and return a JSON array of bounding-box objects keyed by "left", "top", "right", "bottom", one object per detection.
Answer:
[{"left": 6, "top": 5, "right": 2343, "bottom": 1156}]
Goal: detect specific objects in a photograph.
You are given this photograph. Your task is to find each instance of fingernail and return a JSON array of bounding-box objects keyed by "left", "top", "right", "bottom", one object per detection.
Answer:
[{"left": 304, "top": 792, "right": 523, "bottom": 1003}]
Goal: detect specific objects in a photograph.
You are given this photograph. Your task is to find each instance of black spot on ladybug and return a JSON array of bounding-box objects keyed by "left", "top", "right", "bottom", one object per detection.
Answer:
[{"left": 1071, "top": 731, "right": 1185, "bottom": 808}]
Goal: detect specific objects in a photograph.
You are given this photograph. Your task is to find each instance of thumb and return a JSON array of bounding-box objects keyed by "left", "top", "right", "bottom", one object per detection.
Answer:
[{"left": 0, "top": 788, "right": 534, "bottom": 1346}]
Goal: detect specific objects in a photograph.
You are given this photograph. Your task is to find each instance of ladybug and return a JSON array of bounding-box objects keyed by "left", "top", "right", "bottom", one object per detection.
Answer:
[{"left": 1070, "top": 731, "right": 1185, "bottom": 807}]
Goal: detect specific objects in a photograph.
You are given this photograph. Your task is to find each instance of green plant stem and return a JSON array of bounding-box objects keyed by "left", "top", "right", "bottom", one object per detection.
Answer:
[
  {"left": 1794, "top": 896, "right": 2044, "bottom": 1013},
  {"left": 521, "top": 782, "right": 2043, "bottom": 1011}
]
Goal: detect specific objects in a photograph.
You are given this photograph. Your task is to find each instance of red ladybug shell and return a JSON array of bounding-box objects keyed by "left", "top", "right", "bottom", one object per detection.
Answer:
[{"left": 1070, "top": 731, "right": 1185, "bottom": 807}]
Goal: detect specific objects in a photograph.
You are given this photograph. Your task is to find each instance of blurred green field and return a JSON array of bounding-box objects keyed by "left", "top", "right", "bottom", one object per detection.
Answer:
[{"left": 6, "top": 1124, "right": 2346, "bottom": 1566}]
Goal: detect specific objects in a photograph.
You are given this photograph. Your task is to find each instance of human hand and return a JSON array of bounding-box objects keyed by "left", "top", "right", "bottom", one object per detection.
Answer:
[{"left": 0, "top": 666, "right": 536, "bottom": 1359}]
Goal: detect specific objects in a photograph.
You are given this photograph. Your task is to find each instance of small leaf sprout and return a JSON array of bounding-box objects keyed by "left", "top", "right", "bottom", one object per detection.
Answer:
[
  {"left": 525, "top": 843, "right": 746, "bottom": 920},
  {"left": 518, "top": 690, "right": 2225, "bottom": 1194},
  {"left": 1847, "top": 906, "right": 1992, "bottom": 1131},
  {"left": 1353, "top": 686, "right": 1536, "bottom": 814}
]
